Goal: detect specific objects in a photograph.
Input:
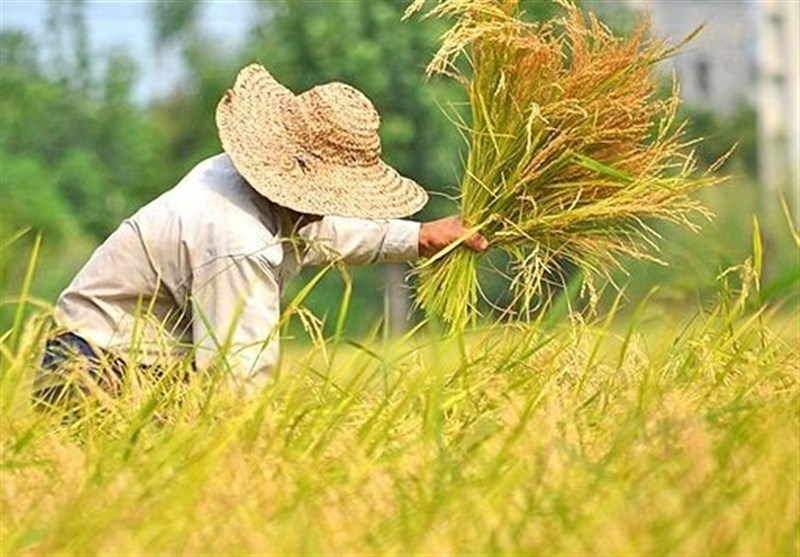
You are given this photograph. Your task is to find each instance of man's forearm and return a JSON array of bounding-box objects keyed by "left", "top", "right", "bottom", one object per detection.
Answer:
[{"left": 300, "top": 217, "right": 420, "bottom": 266}]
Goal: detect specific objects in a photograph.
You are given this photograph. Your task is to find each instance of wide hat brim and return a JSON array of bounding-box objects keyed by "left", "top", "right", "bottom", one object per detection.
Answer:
[{"left": 216, "top": 64, "right": 428, "bottom": 219}]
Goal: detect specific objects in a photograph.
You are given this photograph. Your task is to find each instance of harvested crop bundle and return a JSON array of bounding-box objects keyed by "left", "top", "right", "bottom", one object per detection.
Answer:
[{"left": 406, "top": 0, "right": 726, "bottom": 329}]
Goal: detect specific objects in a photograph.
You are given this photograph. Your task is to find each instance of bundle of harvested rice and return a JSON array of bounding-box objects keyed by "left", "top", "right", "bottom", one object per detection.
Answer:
[{"left": 405, "top": 0, "right": 727, "bottom": 329}]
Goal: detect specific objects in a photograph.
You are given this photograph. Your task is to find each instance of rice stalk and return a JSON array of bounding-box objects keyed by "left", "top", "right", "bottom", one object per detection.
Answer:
[{"left": 406, "top": 0, "right": 726, "bottom": 329}]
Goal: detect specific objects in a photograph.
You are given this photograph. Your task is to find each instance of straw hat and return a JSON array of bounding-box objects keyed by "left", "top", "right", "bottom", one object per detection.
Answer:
[{"left": 216, "top": 64, "right": 429, "bottom": 219}]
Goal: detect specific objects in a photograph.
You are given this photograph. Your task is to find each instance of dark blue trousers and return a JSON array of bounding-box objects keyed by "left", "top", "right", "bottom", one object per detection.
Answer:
[{"left": 35, "top": 332, "right": 125, "bottom": 406}]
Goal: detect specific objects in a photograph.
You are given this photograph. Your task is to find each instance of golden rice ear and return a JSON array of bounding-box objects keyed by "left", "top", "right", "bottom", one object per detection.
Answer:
[{"left": 409, "top": 0, "right": 722, "bottom": 329}]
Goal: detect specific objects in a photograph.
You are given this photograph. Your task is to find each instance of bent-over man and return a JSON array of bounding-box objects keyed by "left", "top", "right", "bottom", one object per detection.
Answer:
[{"left": 37, "top": 64, "right": 487, "bottom": 401}]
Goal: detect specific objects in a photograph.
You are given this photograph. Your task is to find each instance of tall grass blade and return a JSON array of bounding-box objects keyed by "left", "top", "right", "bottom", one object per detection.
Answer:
[{"left": 9, "top": 233, "right": 41, "bottom": 353}]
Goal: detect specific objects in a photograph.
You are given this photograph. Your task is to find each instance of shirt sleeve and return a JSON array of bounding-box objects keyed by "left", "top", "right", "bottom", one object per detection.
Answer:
[
  {"left": 298, "top": 216, "right": 420, "bottom": 267},
  {"left": 190, "top": 253, "right": 281, "bottom": 393}
]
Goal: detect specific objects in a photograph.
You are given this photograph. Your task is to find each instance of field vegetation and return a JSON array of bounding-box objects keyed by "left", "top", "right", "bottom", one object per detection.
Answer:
[
  {"left": 1, "top": 1, "right": 798, "bottom": 555},
  {"left": 1, "top": 218, "right": 798, "bottom": 555}
]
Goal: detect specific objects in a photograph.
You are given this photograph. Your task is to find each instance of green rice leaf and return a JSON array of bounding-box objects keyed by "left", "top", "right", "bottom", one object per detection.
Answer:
[{"left": 571, "top": 153, "right": 635, "bottom": 184}]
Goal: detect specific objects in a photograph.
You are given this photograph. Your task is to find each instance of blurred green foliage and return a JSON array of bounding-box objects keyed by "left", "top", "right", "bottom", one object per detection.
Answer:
[
  {"left": 0, "top": 0, "right": 793, "bottom": 335},
  {"left": 682, "top": 103, "right": 759, "bottom": 180}
]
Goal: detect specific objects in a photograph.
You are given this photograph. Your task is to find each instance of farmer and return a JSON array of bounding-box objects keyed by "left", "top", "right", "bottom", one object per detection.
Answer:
[{"left": 36, "top": 64, "right": 488, "bottom": 400}]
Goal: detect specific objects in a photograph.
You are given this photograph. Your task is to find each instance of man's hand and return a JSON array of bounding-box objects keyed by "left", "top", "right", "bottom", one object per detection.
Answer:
[{"left": 419, "top": 216, "right": 489, "bottom": 258}]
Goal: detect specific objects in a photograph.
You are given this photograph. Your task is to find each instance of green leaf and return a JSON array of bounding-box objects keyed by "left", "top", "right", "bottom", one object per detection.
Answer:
[{"left": 572, "top": 153, "right": 634, "bottom": 184}]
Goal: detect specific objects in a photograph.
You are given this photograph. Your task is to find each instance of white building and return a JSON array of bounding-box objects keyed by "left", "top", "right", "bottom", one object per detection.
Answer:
[
  {"left": 757, "top": 0, "right": 800, "bottom": 203},
  {"left": 626, "top": 0, "right": 758, "bottom": 113},
  {"left": 622, "top": 0, "right": 799, "bottom": 219}
]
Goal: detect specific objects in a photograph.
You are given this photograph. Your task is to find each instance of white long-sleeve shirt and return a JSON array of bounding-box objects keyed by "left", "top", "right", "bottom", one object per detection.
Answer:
[{"left": 54, "top": 154, "right": 420, "bottom": 388}]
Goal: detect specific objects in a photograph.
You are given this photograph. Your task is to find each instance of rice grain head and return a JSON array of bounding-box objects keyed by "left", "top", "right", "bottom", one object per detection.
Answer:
[{"left": 408, "top": 0, "right": 726, "bottom": 330}]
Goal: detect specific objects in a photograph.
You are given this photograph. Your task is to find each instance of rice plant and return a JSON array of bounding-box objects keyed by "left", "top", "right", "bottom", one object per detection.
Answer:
[
  {"left": 1, "top": 208, "right": 798, "bottom": 555},
  {"left": 405, "top": 0, "right": 727, "bottom": 329},
  {"left": 1, "top": 249, "right": 798, "bottom": 555}
]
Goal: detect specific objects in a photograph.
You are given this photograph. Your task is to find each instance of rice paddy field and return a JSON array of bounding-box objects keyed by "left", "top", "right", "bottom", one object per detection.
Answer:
[
  {"left": 2, "top": 3, "right": 799, "bottom": 553},
  {"left": 1, "top": 255, "right": 798, "bottom": 556},
  {"left": 1, "top": 0, "right": 798, "bottom": 554}
]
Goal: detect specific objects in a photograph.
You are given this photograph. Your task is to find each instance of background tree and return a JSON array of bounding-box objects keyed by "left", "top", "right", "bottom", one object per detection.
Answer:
[
  {"left": 150, "top": 0, "right": 201, "bottom": 53},
  {"left": 0, "top": 4, "right": 166, "bottom": 326}
]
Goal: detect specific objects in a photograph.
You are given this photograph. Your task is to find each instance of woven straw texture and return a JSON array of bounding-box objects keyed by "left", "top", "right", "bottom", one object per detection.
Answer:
[{"left": 216, "top": 64, "right": 429, "bottom": 219}]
